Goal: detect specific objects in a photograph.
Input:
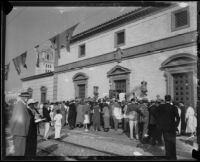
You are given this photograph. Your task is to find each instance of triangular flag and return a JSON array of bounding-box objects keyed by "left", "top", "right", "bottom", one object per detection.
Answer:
[
  {"left": 5, "top": 62, "right": 10, "bottom": 80},
  {"left": 59, "top": 23, "right": 79, "bottom": 52},
  {"left": 13, "top": 52, "right": 28, "bottom": 75},
  {"left": 13, "top": 56, "right": 21, "bottom": 75},
  {"left": 35, "top": 45, "right": 40, "bottom": 67},
  {"left": 21, "top": 52, "right": 27, "bottom": 68}
]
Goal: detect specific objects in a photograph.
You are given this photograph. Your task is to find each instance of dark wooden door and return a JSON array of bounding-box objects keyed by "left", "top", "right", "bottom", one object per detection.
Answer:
[
  {"left": 173, "top": 72, "right": 193, "bottom": 106},
  {"left": 78, "top": 84, "right": 85, "bottom": 99},
  {"left": 41, "top": 92, "right": 46, "bottom": 103},
  {"left": 115, "top": 79, "right": 126, "bottom": 93}
]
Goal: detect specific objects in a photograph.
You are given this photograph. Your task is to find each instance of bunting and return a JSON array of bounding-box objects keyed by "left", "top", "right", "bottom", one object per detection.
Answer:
[
  {"left": 35, "top": 45, "right": 40, "bottom": 67},
  {"left": 12, "top": 52, "right": 27, "bottom": 75},
  {"left": 59, "top": 23, "right": 79, "bottom": 52},
  {"left": 5, "top": 62, "right": 10, "bottom": 80}
]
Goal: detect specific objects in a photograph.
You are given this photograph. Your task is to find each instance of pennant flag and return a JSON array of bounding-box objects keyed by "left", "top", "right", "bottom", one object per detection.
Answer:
[
  {"left": 59, "top": 23, "right": 79, "bottom": 52},
  {"left": 21, "top": 52, "right": 27, "bottom": 68},
  {"left": 35, "top": 45, "right": 40, "bottom": 67},
  {"left": 49, "top": 35, "right": 60, "bottom": 58},
  {"left": 5, "top": 62, "right": 10, "bottom": 80},
  {"left": 115, "top": 47, "right": 124, "bottom": 63},
  {"left": 13, "top": 56, "right": 21, "bottom": 75},
  {"left": 12, "top": 52, "right": 28, "bottom": 75}
]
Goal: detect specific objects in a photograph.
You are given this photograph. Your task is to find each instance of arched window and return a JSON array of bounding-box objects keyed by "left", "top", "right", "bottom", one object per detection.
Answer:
[
  {"left": 27, "top": 88, "right": 33, "bottom": 99},
  {"left": 40, "top": 86, "right": 47, "bottom": 103}
]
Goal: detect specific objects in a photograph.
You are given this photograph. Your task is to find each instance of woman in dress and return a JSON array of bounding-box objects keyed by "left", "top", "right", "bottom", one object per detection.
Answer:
[
  {"left": 185, "top": 106, "right": 197, "bottom": 138},
  {"left": 92, "top": 101, "right": 101, "bottom": 131},
  {"left": 76, "top": 99, "right": 84, "bottom": 128}
]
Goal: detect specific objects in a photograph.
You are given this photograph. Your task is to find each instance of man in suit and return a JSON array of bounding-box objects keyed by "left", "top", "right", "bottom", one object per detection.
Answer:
[
  {"left": 154, "top": 95, "right": 180, "bottom": 160},
  {"left": 10, "top": 92, "right": 30, "bottom": 156}
]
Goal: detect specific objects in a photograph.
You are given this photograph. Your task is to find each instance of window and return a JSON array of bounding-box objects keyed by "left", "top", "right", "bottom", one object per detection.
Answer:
[
  {"left": 79, "top": 44, "right": 85, "bottom": 57},
  {"left": 171, "top": 7, "right": 189, "bottom": 32},
  {"left": 47, "top": 54, "right": 49, "bottom": 60},
  {"left": 115, "top": 30, "right": 125, "bottom": 47},
  {"left": 40, "top": 86, "right": 47, "bottom": 103}
]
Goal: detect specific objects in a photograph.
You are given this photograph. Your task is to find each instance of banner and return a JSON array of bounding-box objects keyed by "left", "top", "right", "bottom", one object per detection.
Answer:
[
  {"left": 49, "top": 35, "right": 60, "bottom": 58},
  {"left": 21, "top": 52, "right": 27, "bottom": 68},
  {"left": 5, "top": 62, "right": 10, "bottom": 80},
  {"left": 35, "top": 45, "right": 40, "bottom": 67},
  {"left": 59, "top": 23, "right": 79, "bottom": 52},
  {"left": 13, "top": 52, "right": 27, "bottom": 75}
]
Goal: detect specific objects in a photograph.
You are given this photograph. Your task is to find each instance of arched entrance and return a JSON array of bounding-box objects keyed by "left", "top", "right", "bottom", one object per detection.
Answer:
[
  {"left": 160, "top": 53, "right": 197, "bottom": 107},
  {"left": 73, "top": 72, "right": 88, "bottom": 99}
]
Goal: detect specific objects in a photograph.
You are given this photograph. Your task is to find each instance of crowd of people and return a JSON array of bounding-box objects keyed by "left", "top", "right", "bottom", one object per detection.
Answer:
[{"left": 5, "top": 92, "right": 197, "bottom": 160}]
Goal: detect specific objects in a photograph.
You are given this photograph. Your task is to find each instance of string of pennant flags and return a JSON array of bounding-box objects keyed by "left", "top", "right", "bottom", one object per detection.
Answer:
[{"left": 5, "top": 23, "right": 79, "bottom": 80}]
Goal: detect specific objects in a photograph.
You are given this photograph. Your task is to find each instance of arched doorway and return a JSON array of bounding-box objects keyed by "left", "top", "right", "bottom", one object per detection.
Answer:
[
  {"left": 107, "top": 65, "right": 131, "bottom": 98},
  {"left": 73, "top": 72, "right": 88, "bottom": 99},
  {"left": 160, "top": 53, "right": 197, "bottom": 107}
]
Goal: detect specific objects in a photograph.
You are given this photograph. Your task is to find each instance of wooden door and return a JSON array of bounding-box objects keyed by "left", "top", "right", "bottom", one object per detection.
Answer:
[
  {"left": 173, "top": 72, "right": 194, "bottom": 106},
  {"left": 115, "top": 79, "right": 126, "bottom": 93},
  {"left": 78, "top": 84, "right": 85, "bottom": 99}
]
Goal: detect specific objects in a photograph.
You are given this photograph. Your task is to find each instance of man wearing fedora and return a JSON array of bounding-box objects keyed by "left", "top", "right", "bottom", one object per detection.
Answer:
[{"left": 10, "top": 92, "right": 31, "bottom": 156}]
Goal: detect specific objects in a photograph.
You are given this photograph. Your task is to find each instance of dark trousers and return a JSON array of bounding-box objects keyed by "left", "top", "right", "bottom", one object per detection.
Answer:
[
  {"left": 110, "top": 116, "right": 114, "bottom": 129},
  {"left": 163, "top": 131, "right": 177, "bottom": 160},
  {"left": 123, "top": 118, "right": 129, "bottom": 132},
  {"left": 113, "top": 117, "right": 119, "bottom": 130}
]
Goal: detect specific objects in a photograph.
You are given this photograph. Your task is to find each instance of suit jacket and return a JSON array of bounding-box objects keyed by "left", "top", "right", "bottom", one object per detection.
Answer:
[
  {"left": 155, "top": 103, "right": 180, "bottom": 132},
  {"left": 10, "top": 100, "right": 31, "bottom": 137},
  {"left": 43, "top": 106, "right": 51, "bottom": 122}
]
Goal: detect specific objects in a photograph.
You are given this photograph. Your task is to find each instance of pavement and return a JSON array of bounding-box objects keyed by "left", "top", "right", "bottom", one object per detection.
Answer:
[{"left": 35, "top": 124, "right": 198, "bottom": 160}]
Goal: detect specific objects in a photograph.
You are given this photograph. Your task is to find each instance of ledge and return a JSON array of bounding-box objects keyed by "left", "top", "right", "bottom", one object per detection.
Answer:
[{"left": 21, "top": 72, "right": 54, "bottom": 82}]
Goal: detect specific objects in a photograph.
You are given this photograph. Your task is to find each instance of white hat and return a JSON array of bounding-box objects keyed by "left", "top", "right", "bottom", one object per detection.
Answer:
[{"left": 27, "top": 99, "right": 37, "bottom": 105}]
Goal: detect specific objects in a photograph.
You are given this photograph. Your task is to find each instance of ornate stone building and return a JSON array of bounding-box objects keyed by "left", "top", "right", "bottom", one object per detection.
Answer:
[{"left": 21, "top": 2, "right": 197, "bottom": 108}]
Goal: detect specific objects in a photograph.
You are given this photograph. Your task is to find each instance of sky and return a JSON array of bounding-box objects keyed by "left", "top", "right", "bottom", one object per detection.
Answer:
[{"left": 5, "top": 6, "right": 139, "bottom": 93}]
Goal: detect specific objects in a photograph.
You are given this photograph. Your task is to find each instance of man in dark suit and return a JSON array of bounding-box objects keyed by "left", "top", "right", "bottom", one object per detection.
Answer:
[
  {"left": 10, "top": 92, "right": 30, "bottom": 156},
  {"left": 154, "top": 95, "right": 180, "bottom": 160}
]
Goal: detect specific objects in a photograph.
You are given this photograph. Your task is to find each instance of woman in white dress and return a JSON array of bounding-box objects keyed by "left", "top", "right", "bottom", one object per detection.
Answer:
[{"left": 185, "top": 106, "right": 197, "bottom": 137}]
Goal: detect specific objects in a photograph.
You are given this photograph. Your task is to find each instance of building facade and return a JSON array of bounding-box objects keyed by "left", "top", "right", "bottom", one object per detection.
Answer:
[{"left": 21, "top": 2, "right": 197, "bottom": 108}]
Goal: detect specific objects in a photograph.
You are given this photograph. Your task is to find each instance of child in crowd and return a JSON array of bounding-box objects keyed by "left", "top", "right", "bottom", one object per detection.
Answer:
[{"left": 53, "top": 109, "right": 62, "bottom": 140}]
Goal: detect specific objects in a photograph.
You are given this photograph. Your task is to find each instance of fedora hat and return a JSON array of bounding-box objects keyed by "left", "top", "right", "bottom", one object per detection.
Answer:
[{"left": 19, "top": 92, "right": 30, "bottom": 97}]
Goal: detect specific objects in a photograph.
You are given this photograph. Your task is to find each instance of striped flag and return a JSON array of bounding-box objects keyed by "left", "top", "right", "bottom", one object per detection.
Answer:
[
  {"left": 5, "top": 62, "right": 10, "bottom": 80},
  {"left": 59, "top": 23, "right": 79, "bottom": 52},
  {"left": 35, "top": 45, "right": 40, "bottom": 67},
  {"left": 12, "top": 52, "right": 27, "bottom": 75}
]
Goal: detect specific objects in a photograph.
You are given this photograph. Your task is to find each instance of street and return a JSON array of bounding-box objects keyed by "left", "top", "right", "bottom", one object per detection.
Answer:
[{"left": 35, "top": 124, "right": 197, "bottom": 160}]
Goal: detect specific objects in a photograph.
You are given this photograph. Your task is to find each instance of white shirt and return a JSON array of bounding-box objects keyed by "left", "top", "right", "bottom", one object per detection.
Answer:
[
  {"left": 54, "top": 114, "right": 62, "bottom": 126},
  {"left": 119, "top": 93, "right": 125, "bottom": 102}
]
